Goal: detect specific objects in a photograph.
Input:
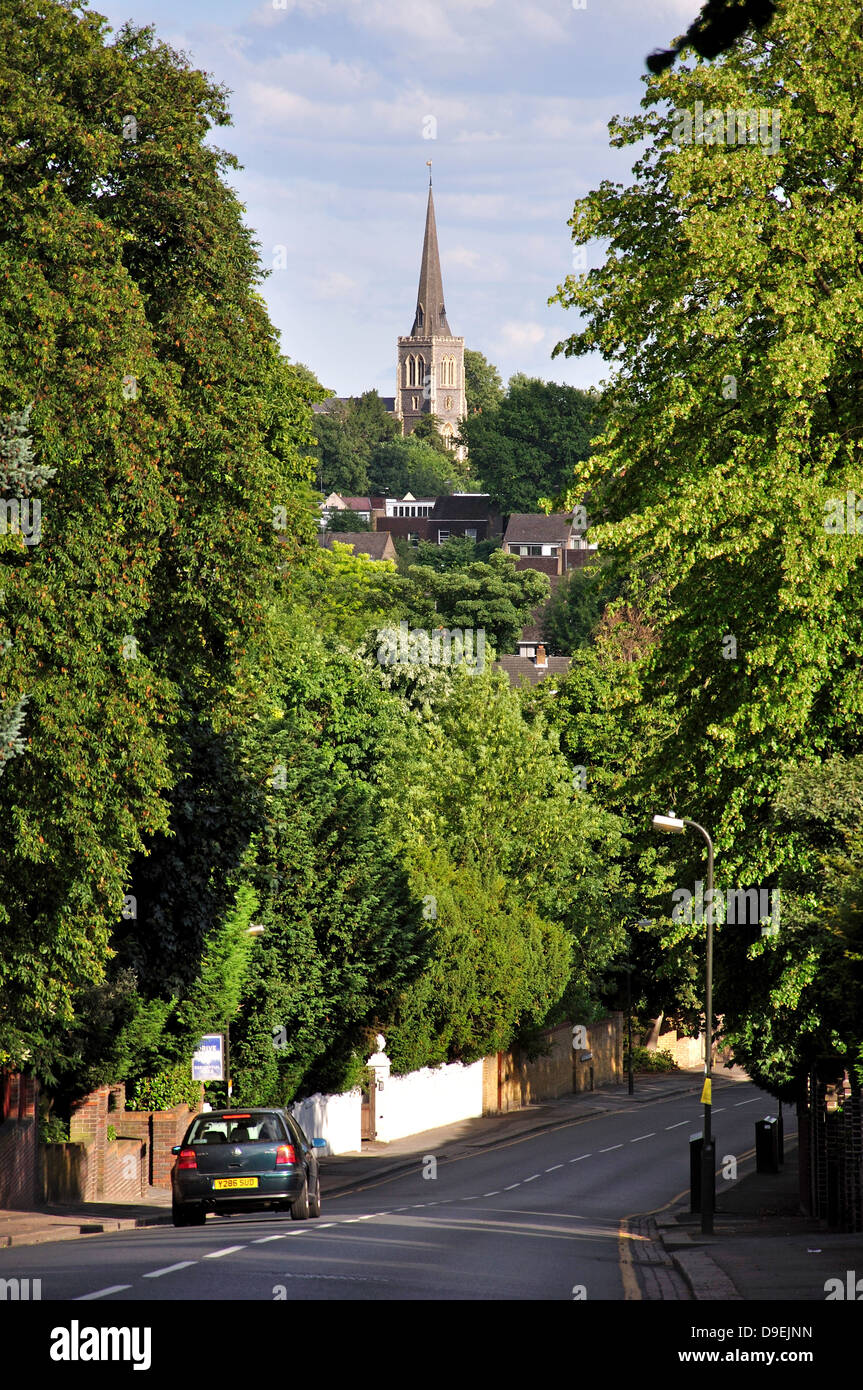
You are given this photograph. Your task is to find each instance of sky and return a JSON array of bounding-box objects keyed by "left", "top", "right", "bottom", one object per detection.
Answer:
[{"left": 92, "top": 0, "right": 697, "bottom": 398}]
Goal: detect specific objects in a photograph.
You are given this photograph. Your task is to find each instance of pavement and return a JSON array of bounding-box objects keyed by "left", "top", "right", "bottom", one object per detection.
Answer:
[
  {"left": 3, "top": 1069, "right": 859, "bottom": 1302},
  {"left": 653, "top": 1137, "right": 863, "bottom": 1302}
]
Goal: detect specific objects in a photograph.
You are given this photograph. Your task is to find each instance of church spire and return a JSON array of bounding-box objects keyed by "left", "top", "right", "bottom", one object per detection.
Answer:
[{"left": 410, "top": 168, "right": 452, "bottom": 337}]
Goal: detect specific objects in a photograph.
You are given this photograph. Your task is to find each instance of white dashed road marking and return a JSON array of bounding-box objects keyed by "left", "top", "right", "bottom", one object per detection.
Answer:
[
  {"left": 76, "top": 1286, "right": 132, "bottom": 1301},
  {"left": 665, "top": 1121, "right": 687, "bottom": 1130},
  {"left": 599, "top": 1145, "right": 623, "bottom": 1153},
  {"left": 735, "top": 1099, "right": 757, "bottom": 1106},
  {"left": 570, "top": 1154, "right": 591, "bottom": 1162},
  {"left": 630, "top": 1133, "right": 655, "bottom": 1143},
  {"left": 252, "top": 1235, "right": 286, "bottom": 1244},
  {"left": 504, "top": 1183, "right": 520, "bottom": 1190},
  {"left": 484, "top": 1191, "right": 500, "bottom": 1197},
  {"left": 524, "top": 1175, "right": 539, "bottom": 1183},
  {"left": 546, "top": 1164, "right": 563, "bottom": 1172},
  {"left": 204, "top": 1246, "right": 246, "bottom": 1259},
  {"left": 143, "top": 1262, "right": 197, "bottom": 1278}
]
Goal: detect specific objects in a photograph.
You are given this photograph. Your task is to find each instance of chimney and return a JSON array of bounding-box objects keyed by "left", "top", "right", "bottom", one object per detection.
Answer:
[{"left": 535, "top": 644, "right": 548, "bottom": 669}]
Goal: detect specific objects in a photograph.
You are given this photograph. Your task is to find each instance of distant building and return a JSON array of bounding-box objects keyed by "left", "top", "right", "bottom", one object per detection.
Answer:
[
  {"left": 395, "top": 173, "right": 466, "bottom": 458},
  {"left": 375, "top": 493, "right": 502, "bottom": 546},
  {"left": 502, "top": 513, "right": 597, "bottom": 576},
  {"left": 494, "top": 645, "right": 572, "bottom": 689},
  {"left": 319, "top": 493, "right": 381, "bottom": 529}
]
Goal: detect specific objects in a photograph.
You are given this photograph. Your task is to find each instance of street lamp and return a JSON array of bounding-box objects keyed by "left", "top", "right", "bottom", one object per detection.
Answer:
[{"left": 652, "top": 812, "right": 716, "bottom": 1235}]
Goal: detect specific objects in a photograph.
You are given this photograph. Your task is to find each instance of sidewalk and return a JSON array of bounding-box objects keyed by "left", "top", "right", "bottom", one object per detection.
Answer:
[
  {"left": 654, "top": 1140, "right": 863, "bottom": 1301},
  {"left": 0, "top": 1071, "right": 705, "bottom": 1250}
]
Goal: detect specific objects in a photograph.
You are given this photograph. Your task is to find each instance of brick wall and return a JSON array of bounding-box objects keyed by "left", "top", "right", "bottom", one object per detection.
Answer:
[
  {"left": 0, "top": 1071, "right": 40, "bottom": 1209},
  {"left": 40, "top": 1143, "right": 89, "bottom": 1204},
  {"left": 69, "top": 1085, "right": 109, "bottom": 1201},
  {"left": 103, "top": 1140, "right": 147, "bottom": 1201},
  {"left": 483, "top": 1015, "right": 623, "bottom": 1114}
]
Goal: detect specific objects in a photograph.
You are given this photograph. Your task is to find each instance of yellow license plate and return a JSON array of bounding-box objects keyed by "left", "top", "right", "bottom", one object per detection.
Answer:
[{"left": 213, "top": 1177, "right": 259, "bottom": 1190}]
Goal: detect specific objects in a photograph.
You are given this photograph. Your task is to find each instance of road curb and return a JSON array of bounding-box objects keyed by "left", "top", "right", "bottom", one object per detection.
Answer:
[{"left": 0, "top": 1212, "right": 174, "bottom": 1249}]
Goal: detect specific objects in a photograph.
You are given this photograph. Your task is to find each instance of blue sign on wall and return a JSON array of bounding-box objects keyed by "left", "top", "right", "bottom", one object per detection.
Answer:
[{"left": 192, "top": 1034, "right": 224, "bottom": 1081}]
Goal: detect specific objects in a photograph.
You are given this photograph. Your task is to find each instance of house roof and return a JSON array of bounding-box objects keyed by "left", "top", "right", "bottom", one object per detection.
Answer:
[
  {"left": 504, "top": 513, "right": 576, "bottom": 544},
  {"left": 319, "top": 533, "right": 395, "bottom": 561},
  {"left": 494, "top": 655, "right": 572, "bottom": 688},
  {"left": 432, "top": 494, "right": 496, "bottom": 520},
  {"left": 339, "top": 497, "right": 373, "bottom": 510}
]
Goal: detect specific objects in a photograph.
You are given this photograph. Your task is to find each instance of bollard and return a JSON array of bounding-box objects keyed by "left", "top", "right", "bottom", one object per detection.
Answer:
[
  {"left": 755, "top": 1116, "right": 779, "bottom": 1173},
  {"left": 690, "top": 1131, "right": 703, "bottom": 1212}
]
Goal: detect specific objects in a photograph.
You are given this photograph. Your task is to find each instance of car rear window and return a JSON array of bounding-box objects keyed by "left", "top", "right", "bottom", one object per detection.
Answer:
[{"left": 185, "top": 1113, "right": 288, "bottom": 1144}]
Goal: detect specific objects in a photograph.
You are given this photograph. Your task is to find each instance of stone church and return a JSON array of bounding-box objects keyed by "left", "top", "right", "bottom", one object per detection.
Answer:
[{"left": 391, "top": 172, "right": 466, "bottom": 456}]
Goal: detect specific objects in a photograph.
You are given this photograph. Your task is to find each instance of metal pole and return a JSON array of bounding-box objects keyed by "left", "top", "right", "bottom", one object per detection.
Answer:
[
  {"left": 685, "top": 818, "right": 715, "bottom": 1235},
  {"left": 627, "top": 958, "right": 634, "bottom": 1095}
]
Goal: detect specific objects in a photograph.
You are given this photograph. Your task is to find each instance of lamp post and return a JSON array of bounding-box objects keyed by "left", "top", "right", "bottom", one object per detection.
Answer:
[{"left": 652, "top": 814, "right": 716, "bottom": 1235}]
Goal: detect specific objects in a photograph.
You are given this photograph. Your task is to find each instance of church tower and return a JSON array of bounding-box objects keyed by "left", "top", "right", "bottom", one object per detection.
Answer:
[{"left": 397, "top": 169, "right": 465, "bottom": 455}]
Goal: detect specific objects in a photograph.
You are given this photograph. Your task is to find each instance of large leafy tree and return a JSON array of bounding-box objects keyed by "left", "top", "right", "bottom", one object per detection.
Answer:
[
  {"left": 403, "top": 548, "right": 549, "bottom": 655},
  {"left": 366, "top": 658, "right": 627, "bottom": 1069},
  {"left": 0, "top": 0, "right": 318, "bottom": 1078},
  {"left": 314, "top": 391, "right": 399, "bottom": 496},
  {"left": 458, "top": 376, "right": 602, "bottom": 513},
  {"left": 550, "top": 0, "right": 863, "bottom": 888},
  {"left": 367, "top": 435, "right": 462, "bottom": 498},
  {"left": 463, "top": 348, "right": 504, "bottom": 416},
  {"left": 549, "top": 0, "right": 863, "bottom": 1092}
]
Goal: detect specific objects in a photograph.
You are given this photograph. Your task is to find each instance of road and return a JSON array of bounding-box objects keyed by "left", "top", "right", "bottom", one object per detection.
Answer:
[{"left": 0, "top": 1079, "right": 769, "bottom": 1300}]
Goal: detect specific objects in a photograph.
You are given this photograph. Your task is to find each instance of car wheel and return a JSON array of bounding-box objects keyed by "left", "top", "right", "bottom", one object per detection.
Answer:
[
  {"left": 187, "top": 1205, "right": 206, "bottom": 1226},
  {"left": 291, "top": 1174, "right": 310, "bottom": 1220},
  {"left": 309, "top": 1172, "right": 322, "bottom": 1218},
  {"left": 171, "top": 1201, "right": 189, "bottom": 1228}
]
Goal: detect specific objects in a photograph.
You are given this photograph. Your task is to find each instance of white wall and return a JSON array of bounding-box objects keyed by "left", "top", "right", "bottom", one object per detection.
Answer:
[
  {"left": 375, "top": 1060, "right": 484, "bottom": 1144},
  {"left": 290, "top": 1089, "right": 361, "bottom": 1156}
]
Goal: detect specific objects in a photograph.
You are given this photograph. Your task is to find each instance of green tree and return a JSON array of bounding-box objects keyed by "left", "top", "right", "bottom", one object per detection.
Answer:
[
  {"left": 327, "top": 508, "right": 372, "bottom": 533},
  {"left": 367, "top": 436, "right": 461, "bottom": 498},
  {"left": 459, "top": 377, "right": 602, "bottom": 512},
  {"left": 314, "top": 391, "right": 399, "bottom": 496},
  {"left": 549, "top": 0, "right": 863, "bottom": 890},
  {"left": 463, "top": 348, "right": 504, "bottom": 415},
  {"left": 403, "top": 548, "right": 549, "bottom": 655},
  {"left": 541, "top": 560, "right": 622, "bottom": 655},
  {"left": 0, "top": 0, "right": 317, "bottom": 1077}
]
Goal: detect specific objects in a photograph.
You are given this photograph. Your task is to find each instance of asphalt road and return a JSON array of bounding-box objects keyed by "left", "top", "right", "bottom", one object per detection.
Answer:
[{"left": 0, "top": 1079, "right": 769, "bottom": 1301}]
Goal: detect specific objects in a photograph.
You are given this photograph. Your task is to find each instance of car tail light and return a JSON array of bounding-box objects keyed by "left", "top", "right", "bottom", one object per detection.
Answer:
[
  {"left": 177, "top": 1148, "right": 198, "bottom": 1170},
  {"left": 275, "top": 1144, "right": 297, "bottom": 1166}
]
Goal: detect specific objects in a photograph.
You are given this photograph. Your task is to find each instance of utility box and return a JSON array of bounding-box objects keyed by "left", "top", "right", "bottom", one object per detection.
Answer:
[{"left": 756, "top": 1116, "right": 780, "bottom": 1173}]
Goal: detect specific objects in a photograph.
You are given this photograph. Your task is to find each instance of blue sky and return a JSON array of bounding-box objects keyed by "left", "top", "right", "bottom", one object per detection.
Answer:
[{"left": 92, "top": 0, "right": 696, "bottom": 397}]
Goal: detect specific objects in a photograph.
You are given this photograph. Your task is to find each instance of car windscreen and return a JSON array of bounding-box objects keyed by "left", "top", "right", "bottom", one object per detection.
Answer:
[{"left": 185, "top": 1113, "right": 288, "bottom": 1144}]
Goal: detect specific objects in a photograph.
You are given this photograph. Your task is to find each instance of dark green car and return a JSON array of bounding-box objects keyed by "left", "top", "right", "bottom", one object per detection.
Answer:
[{"left": 171, "top": 1108, "right": 326, "bottom": 1227}]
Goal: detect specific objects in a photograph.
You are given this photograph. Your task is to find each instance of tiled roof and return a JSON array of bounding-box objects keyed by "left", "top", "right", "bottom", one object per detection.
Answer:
[
  {"left": 432, "top": 494, "right": 496, "bottom": 520},
  {"left": 504, "top": 513, "right": 576, "bottom": 543},
  {"left": 319, "top": 533, "right": 395, "bottom": 561},
  {"left": 494, "top": 655, "right": 572, "bottom": 688}
]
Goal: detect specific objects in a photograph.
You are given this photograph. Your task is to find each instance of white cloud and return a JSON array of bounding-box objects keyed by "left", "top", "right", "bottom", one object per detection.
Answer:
[{"left": 498, "top": 321, "right": 547, "bottom": 349}]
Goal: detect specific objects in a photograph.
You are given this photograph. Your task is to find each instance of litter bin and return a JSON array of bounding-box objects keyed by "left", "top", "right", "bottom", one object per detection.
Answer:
[{"left": 755, "top": 1116, "right": 780, "bottom": 1173}]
